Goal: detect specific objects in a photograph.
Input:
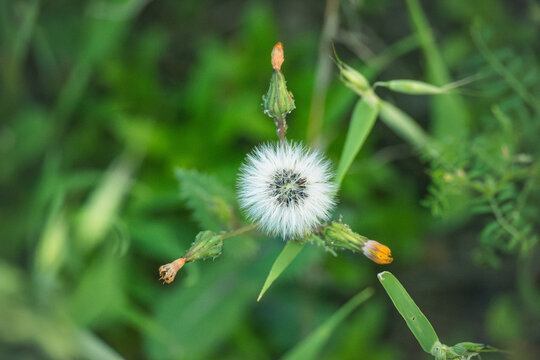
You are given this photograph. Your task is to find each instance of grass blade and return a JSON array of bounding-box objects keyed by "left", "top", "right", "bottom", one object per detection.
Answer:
[
  {"left": 379, "top": 100, "right": 439, "bottom": 158},
  {"left": 281, "top": 288, "right": 374, "bottom": 360},
  {"left": 406, "top": 0, "right": 469, "bottom": 139},
  {"left": 377, "top": 271, "right": 439, "bottom": 354},
  {"left": 257, "top": 241, "right": 304, "bottom": 301},
  {"left": 335, "top": 96, "right": 379, "bottom": 185}
]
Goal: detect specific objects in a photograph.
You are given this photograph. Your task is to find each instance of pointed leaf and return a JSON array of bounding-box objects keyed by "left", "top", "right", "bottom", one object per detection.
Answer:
[
  {"left": 379, "top": 100, "right": 438, "bottom": 157},
  {"left": 257, "top": 241, "right": 304, "bottom": 301},
  {"left": 281, "top": 288, "right": 374, "bottom": 360},
  {"left": 335, "top": 96, "right": 379, "bottom": 185},
  {"left": 406, "top": 0, "right": 469, "bottom": 139},
  {"left": 378, "top": 271, "right": 439, "bottom": 354}
]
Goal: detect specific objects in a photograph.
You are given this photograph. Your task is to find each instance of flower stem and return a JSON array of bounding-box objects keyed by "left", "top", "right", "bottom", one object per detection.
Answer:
[
  {"left": 220, "top": 223, "right": 258, "bottom": 240},
  {"left": 274, "top": 117, "right": 287, "bottom": 144}
]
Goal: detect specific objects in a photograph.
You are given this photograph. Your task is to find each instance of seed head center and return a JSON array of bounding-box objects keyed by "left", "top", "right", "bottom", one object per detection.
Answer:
[{"left": 269, "top": 169, "right": 308, "bottom": 207}]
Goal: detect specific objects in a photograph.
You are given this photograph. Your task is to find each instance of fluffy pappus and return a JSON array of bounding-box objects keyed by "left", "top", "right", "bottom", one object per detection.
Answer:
[{"left": 237, "top": 141, "right": 337, "bottom": 240}]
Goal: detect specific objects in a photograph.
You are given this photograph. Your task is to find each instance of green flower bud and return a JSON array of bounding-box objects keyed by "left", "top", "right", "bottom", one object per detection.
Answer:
[
  {"left": 374, "top": 80, "right": 448, "bottom": 95},
  {"left": 262, "top": 70, "right": 295, "bottom": 119},
  {"left": 184, "top": 230, "right": 223, "bottom": 262},
  {"left": 333, "top": 48, "right": 371, "bottom": 96},
  {"left": 451, "top": 342, "right": 485, "bottom": 356},
  {"left": 338, "top": 62, "right": 370, "bottom": 95},
  {"left": 320, "top": 221, "right": 366, "bottom": 253},
  {"left": 312, "top": 221, "right": 393, "bottom": 264}
]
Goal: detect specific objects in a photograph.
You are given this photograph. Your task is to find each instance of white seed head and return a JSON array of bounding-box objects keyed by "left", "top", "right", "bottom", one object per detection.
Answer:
[{"left": 237, "top": 141, "right": 337, "bottom": 240}]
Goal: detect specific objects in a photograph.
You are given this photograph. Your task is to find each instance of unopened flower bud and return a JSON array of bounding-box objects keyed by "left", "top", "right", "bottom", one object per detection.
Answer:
[
  {"left": 262, "top": 43, "right": 295, "bottom": 119},
  {"left": 362, "top": 240, "right": 393, "bottom": 265},
  {"left": 338, "top": 62, "right": 370, "bottom": 95},
  {"left": 320, "top": 221, "right": 365, "bottom": 252},
  {"left": 271, "top": 42, "right": 284, "bottom": 70},
  {"left": 314, "top": 221, "right": 393, "bottom": 265},
  {"left": 184, "top": 231, "right": 223, "bottom": 262}
]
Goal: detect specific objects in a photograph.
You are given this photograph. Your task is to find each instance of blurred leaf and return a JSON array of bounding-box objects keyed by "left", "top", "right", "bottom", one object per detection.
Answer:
[
  {"left": 69, "top": 254, "right": 127, "bottom": 327},
  {"left": 147, "top": 250, "right": 272, "bottom": 360},
  {"left": 335, "top": 96, "right": 379, "bottom": 185},
  {"left": 76, "top": 155, "right": 137, "bottom": 250},
  {"left": 34, "top": 208, "right": 67, "bottom": 275},
  {"left": 281, "top": 288, "right": 374, "bottom": 360},
  {"left": 75, "top": 329, "right": 125, "bottom": 360},
  {"left": 377, "top": 271, "right": 439, "bottom": 354},
  {"left": 406, "top": 0, "right": 469, "bottom": 139},
  {"left": 472, "top": 27, "right": 540, "bottom": 113},
  {"left": 257, "top": 241, "right": 304, "bottom": 302},
  {"left": 54, "top": 0, "right": 149, "bottom": 124},
  {"left": 175, "top": 168, "right": 236, "bottom": 231},
  {"left": 379, "top": 100, "right": 433, "bottom": 152}
]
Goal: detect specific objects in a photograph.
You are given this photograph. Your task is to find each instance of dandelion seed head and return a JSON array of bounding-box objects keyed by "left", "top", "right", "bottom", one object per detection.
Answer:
[{"left": 238, "top": 141, "right": 336, "bottom": 240}]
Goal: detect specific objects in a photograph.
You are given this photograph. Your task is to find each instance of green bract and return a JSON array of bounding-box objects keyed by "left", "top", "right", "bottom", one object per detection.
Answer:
[{"left": 262, "top": 70, "right": 295, "bottom": 119}]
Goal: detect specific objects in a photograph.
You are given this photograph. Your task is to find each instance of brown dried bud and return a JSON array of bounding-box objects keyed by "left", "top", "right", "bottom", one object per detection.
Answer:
[
  {"left": 158, "top": 258, "right": 186, "bottom": 284},
  {"left": 271, "top": 42, "right": 284, "bottom": 70}
]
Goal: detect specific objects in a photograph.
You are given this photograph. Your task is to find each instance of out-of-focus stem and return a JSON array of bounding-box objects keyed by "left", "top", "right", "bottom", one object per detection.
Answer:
[{"left": 306, "top": 0, "right": 341, "bottom": 147}]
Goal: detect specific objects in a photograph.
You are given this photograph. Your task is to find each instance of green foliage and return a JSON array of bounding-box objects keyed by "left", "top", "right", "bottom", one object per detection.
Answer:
[
  {"left": 406, "top": 0, "right": 470, "bottom": 139},
  {"left": 379, "top": 272, "right": 500, "bottom": 360},
  {"left": 378, "top": 271, "right": 439, "bottom": 354},
  {"left": 335, "top": 97, "right": 379, "bottom": 185},
  {"left": 175, "top": 168, "right": 237, "bottom": 231},
  {"left": 282, "top": 288, "right": 374, "bottom": 360},
  {"left": 2, "top": 1, "right": 540, "bottom": 359},
  {"left": 257, "top": 241, "right": 305, "bottom": 302},
  {"left": 423, "top": 36, "right": 540, "bottom": 258}
]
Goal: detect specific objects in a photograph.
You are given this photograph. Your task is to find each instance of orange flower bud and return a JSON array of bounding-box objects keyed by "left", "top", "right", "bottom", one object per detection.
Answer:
[
  {"left": 362, "top": 240, "right": 393, "bottom": 265},
  {"left": 271, "top": 42, "right": 284, "bottom": 70}
]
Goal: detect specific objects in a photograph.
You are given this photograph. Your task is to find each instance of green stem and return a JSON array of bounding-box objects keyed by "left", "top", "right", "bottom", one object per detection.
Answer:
[{"left": 220, "top": 224, "right": 258, "bottom": 240}]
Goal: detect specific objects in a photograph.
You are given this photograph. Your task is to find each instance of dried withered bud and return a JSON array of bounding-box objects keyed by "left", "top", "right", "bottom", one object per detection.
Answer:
[
  {"left": 159, "top": 258, "right": 186, "bottom": 284},
  {"left": 158, "top": 231, "right": 223, "bottom": 284}
]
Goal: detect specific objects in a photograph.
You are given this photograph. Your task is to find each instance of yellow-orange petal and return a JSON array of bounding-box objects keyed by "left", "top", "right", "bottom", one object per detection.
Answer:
[
  {"left": 158, "top": 258, "right": 186, "bottom": 284},
  {"left": 362, "top": 240, "right": 393, "bottom": 265},
  {"left": 271, "top": 42, "right": 284, "bottom": 70}
]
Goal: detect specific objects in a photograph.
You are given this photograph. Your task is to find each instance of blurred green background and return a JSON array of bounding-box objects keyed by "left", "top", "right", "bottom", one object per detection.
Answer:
[{"left": 2, "top": 0, "right": 540, "bottom": 359}]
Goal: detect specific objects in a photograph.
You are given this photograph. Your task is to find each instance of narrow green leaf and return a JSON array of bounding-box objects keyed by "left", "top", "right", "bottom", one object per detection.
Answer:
[
  {"left": 406, "top": 0, "right": 469, "bottom": 139},
  {"left": 281, "top": 288, "right": 374, "bottom": 360},
  {"left": 335, "top": 96, "right": 379, "bottom": 185},
  {"left": 377, "top": 271, "right": 439, "bottom": 354},
  {"left": 257, "top": 241, "right": 304, "bottom": 301},
  {"left": 379, "top": 100, "right": 438, "bottom": 158}
]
